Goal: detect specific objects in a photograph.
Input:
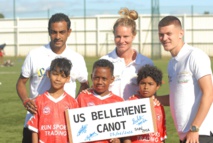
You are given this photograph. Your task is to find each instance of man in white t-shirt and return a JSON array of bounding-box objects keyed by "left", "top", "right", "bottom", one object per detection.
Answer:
[
  {"left": 16, "top": 13, "right": 89, "bottom": 143},
  {"left": 157, "top": 15, "right": 213, "bottom": 143}
]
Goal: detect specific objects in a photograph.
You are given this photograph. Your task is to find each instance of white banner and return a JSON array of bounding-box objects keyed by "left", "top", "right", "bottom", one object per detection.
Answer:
[{"left": 65, "top": 98, "right": 156, "bottom": 143}]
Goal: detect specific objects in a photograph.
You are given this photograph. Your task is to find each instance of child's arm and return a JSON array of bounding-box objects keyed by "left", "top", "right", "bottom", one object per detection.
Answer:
[
  {"left": 32, "top": 131, "right": 38, "bottom": 143},
  {"left": 110, "top": 138, "right": 121, "bottom": 143},
  {"left": 121, "top": 137, "right": 131, "bottom": 143}
]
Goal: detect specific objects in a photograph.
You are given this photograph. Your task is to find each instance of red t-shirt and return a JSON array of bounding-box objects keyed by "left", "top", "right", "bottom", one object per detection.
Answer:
[
  {"left": 77, "top": 89, "right": 124, "bottom": 143},
  {"left": 0, "top": 50, "right": 3, "bottom": 57},
  {"left": 27, "top": 91, "right": 78, "bottom": 143},
  {"left": 128, "top": 95, "right": 167, "bottom": 143}
]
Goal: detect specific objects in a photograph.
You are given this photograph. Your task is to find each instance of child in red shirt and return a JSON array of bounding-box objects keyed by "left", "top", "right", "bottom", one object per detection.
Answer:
[
  {"left": 27, "top": 57, "right": 78, "bottom": 143},
  {"left": 123, "top": 65, "right": 167, "bottom": 143},
  {"left": 77, "top": 59, "right": 123, "bottom": 143}
]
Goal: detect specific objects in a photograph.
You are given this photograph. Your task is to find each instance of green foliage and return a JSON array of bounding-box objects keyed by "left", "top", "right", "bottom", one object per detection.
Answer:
[{"left": 0, "top": 13, "right": 4, "bottom": 18}]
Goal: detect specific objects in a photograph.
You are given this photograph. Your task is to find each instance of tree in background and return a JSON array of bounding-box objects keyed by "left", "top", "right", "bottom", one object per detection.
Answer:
[{"left": 0, "top": 13, "right": 5, "bottom": 18}]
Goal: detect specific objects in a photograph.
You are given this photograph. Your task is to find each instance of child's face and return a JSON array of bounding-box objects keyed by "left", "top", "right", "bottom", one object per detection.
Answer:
[
  {"left": 48, "top": 68, "right": 70, "bottom": 90},
  {"left": 138, "top": 76, "right": 160, "bottom": 98},
  {"left": 91, "top": 67, "right": 114, "bottom": 96}
]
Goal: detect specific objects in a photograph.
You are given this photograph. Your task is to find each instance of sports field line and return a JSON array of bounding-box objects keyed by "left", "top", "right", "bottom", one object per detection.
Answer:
[{"left": 0, "top": 71, "right": 18, "bottom": 74}]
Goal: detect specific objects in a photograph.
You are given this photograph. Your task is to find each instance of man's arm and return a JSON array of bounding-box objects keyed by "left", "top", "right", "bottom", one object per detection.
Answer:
[
  {"left": 16, "top": 74, "right": 30, "bottom": 103},
  {"left": 76, "top": 81, "right": 89, "bottom": 98},
  {"left": 185, "top": 74, "right": 213, "bottom": 141},
  {"left": 16, "top": 74, "right": 37, "bottom": 114},
  {"left": 32, "top": 132, "right": 38, "bottom": 143},
  {"left": 155, "top": 94, "right": 170, "bottom": 106}
]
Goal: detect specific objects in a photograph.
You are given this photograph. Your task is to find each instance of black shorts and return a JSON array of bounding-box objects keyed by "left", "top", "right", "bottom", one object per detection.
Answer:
[
  {"left": 22, "top": 127, "right": 32, "bottom": 143},
  {"left": 180, "top": 133, "right": 213, "bottom": 143}
]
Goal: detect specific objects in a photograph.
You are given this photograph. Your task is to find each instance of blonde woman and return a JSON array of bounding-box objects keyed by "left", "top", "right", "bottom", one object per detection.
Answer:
[{"left": 101, "top": 8, "right": 153, "bottom": 100}]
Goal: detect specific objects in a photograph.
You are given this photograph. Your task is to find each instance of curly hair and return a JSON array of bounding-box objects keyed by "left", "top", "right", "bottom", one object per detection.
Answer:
[
  {"left": 113, "top": 7, "right": 138, "bottom": 36},
  {"left": 137, "top": 64, "right": 162, "bottom": 86}
]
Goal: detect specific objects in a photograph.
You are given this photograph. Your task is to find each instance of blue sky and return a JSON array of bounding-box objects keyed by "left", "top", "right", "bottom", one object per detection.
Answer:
[{"left": 0, "top": 0, "right": 213, "bottom": 18}]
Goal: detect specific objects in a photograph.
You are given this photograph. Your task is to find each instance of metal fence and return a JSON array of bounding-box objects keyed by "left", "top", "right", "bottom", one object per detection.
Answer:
[{"left": 1, "top": 14, "right": 213, "bottom": 58}]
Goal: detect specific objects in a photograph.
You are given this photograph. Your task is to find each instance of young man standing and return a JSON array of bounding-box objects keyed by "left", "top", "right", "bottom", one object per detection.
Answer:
[{"left": 157, "top": 16, "right": 213, "bottom": 143}]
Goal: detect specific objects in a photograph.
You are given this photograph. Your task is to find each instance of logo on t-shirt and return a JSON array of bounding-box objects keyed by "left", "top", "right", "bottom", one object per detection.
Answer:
[
  {"left": 43, "top": 106, "right": 51, "bottom": 115},
  {"left": 156, "top": 114, "right": 161, "bottom": 121},
  {"left": 37, "top": 68, "right": 46, "bottom": 77},
  {"left": 87, "top": 102, "right": 95, "bottom": 106}
]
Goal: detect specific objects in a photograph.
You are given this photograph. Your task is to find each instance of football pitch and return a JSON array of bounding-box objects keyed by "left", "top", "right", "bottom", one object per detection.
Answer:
[{"left": 2, "top": 56, "right": 212, "bottom": 142}]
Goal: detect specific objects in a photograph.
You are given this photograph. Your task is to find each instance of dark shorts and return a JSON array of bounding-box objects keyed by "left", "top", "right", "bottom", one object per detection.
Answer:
[
  {"left": 22, "top": 127, "right": 32, "bottom": 143},
  {"left": 180, "top": 133, "right": 213, "bottom": 143}
]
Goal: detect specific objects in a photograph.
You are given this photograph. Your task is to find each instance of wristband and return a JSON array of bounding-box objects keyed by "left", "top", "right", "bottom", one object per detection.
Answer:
[{"left": 23, "top": 99, "right": 30, "bottom": 107}]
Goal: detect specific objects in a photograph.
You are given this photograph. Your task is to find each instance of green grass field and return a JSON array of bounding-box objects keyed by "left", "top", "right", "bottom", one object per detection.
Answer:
[{"left": 1, "top": 56, "right": 211, "bottom": 142}]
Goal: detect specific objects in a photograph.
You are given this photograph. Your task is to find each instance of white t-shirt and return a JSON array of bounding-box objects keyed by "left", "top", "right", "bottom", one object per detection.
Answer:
[
  {"left": 168, "top": 43, "right": 213, "bottom": 140},
  {"left": 21, "top": 43, "right": 88, "bottom": 126},
  {"left": 101, "top": 48, "right": 153, "bottom": 100},
  {"left": 22, "top": 43, "right": 88, "bottom": 99}
]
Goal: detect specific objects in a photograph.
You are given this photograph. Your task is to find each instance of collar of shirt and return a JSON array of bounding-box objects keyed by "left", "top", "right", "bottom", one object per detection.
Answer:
[
  {"left": 173, "top": 43, "right": 189, "bottom": 62},
  {"left": 46, "top": 42, "right": 68, "bottom": 56},
  {"left": 110, "top": 48, "right": 140, "bottom": 65}
]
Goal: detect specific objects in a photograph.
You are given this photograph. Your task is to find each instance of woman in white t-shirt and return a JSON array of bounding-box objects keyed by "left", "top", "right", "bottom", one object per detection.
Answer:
[{"left": 101, "top": 7, "right": 153, "bottom": 100}]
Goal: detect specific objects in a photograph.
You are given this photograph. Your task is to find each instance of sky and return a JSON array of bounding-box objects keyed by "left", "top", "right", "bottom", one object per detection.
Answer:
[{"left": 0, "top": 0, "right": 213, "bottom": 19}]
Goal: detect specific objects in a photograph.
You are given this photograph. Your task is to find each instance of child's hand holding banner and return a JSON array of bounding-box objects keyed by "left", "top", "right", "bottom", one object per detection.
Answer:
[{"left": 65, "top": 98, "right": 157, "bottom": 143}]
